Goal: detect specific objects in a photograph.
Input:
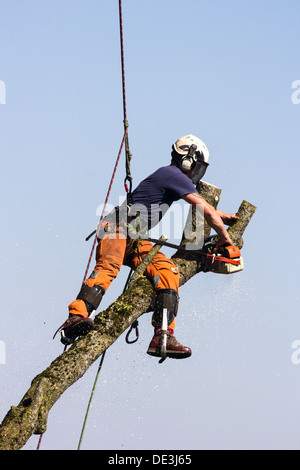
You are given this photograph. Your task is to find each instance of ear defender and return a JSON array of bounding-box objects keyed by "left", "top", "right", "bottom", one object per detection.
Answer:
[{"left": 179, "top": 144, "right": 197, "bottom": 172}]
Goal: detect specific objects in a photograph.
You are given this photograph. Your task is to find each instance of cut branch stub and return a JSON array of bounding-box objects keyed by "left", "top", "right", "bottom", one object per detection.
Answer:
[{"left": 227, "top": 200, "right": 257, "bottom": 248}]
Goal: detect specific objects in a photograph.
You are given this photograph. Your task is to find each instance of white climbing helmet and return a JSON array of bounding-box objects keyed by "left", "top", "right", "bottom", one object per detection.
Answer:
[{"left": 173, "top": 134, "right": 210, "bottom": 184}]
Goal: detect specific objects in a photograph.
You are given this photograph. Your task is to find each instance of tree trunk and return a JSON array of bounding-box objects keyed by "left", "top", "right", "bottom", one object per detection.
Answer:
[{"left": 0, "top": 182, "right": 256, "bottom": 450}]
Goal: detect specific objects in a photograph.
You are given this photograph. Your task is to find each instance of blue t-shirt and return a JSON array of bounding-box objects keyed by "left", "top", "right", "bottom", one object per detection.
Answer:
[{"left": 130, "top": 165, "right": 196, "bottom": 230}]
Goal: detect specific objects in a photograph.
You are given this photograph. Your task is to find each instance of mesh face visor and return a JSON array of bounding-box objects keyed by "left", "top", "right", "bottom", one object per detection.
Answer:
[{"left": 190, "top": 153, "right": 209, "bottom": 185}]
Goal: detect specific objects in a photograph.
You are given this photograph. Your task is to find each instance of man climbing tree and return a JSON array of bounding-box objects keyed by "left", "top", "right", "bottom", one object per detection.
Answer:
[{"left": 54, "top": 134, "right": 238, "bottom": 359}]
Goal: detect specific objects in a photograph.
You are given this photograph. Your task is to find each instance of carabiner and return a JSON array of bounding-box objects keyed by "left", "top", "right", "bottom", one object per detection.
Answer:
[{"left": 125, "top": 320, "right": 139, "bottom": 344}]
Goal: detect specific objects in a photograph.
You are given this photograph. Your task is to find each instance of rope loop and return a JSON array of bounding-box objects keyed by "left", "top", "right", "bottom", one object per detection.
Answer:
[{"left": 124, "top": 174, "right": 133, "bottom": 194}]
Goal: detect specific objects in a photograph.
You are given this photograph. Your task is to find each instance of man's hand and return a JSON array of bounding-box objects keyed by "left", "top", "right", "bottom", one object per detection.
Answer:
[
  {"left": 215, "top": 233, "right": 233, "bottom": 250},
  {"left": 216, "top": 210, "right": 239, "bottom": 226}
]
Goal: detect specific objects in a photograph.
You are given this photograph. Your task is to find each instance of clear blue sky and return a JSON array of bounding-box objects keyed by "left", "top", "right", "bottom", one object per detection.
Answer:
[{"left": 1, "top": 0, "right": 300, "bottom": 450}]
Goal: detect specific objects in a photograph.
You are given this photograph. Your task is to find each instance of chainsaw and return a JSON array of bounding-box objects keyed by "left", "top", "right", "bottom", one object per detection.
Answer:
[
  {"left": 200, "top": 235, "right": 244, "bottom": 274},
  {"left": 147, "top": 235, "right": 244, "bottom": 275}
]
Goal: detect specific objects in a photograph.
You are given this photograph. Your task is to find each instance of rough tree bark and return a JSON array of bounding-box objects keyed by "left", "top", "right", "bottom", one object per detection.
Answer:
[{"left": 0, "top": 182, "right": 256, "bottom": 450}]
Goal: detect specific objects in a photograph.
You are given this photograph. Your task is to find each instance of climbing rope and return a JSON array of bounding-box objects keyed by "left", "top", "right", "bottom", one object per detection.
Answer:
[
  {"left": 36, "top": 0, "right": 132, "bottom": 450},
  {"left": 119, "top": 0, "right": 133, "bottom": 197},
  {"left": 77, "top": 263, "right": 133, "bottom": 450},
  {"left": 81, "top": 0, "right": 132, "bottom": 283},
  {"left": 76, "top": 0, "right": 133, "bottom": 450},
  {"left": 77, "top": 351, "right": 106, "bottom": 450},
  {"left": 75, "top": 0, "right": 134, "bottom": 450},
  {"left": 81, "top": 131, "right": 127, "bottom": 285}
]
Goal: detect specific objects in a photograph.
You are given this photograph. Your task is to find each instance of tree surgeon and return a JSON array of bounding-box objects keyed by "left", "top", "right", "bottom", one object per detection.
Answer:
[{"left": 54, "top": 135, "right": 238, "bottom": 359}]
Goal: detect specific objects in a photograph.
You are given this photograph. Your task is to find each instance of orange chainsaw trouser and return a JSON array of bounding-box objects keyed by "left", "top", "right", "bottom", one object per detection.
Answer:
[{"left": 68, "top": 228, "right": 179, "bottom": 331}]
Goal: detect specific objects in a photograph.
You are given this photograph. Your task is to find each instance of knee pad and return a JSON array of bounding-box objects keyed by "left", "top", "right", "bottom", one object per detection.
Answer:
[
  {"left": 77, "top": 284, "right": 105, "bottom": 314},
  {"left": 153, "top": 289, "right": 179, "bottom": 326}
]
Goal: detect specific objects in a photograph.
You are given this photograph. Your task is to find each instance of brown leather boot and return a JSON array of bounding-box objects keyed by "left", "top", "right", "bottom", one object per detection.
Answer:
[
  {"left": 53, "top": 315, "right": 94, "bottom": 345},
  {"left": 147, "top": 328, "right": 192, "bottom": 359}
]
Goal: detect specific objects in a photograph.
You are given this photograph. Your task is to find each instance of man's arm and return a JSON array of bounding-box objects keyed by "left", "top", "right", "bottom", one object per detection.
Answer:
[{"left": 182, "top": 192, "right": 234, "bottom": 248}]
